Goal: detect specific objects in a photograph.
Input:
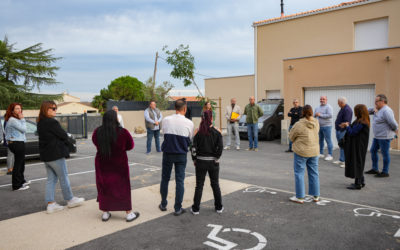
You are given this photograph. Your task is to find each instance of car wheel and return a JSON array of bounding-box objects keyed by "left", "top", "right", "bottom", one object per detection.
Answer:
[{"left": 265, "top": 126, "right": 274, "bottom": 141}]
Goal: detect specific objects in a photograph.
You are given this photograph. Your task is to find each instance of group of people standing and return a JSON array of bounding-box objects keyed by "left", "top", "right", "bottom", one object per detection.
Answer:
[
  {"left": 287, "top": 94, "right": 398, "bottom": 203},
  {"left": 2, "top": 102, "right": 85, "bottom": 213}
]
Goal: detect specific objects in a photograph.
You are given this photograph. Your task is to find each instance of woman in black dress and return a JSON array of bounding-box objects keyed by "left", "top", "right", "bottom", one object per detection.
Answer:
[{"left": 340, "top": 104, "right": 370, "bottom": 190}]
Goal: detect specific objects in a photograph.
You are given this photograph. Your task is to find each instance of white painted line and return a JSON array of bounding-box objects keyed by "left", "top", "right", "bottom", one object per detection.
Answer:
[{"left": 394, "top": 228, "right": 400, "bottom": 237}]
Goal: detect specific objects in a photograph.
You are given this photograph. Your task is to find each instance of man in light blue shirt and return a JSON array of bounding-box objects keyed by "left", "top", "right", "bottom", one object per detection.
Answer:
[
  {"left": 315, "top": 96, "right": 334, "bottom": 161},
  {"left": 144, "top": 101, "right": 163, "bottom": 154},
  {"left": 365, "top": 94, "right": 399, "bottom": 177}
]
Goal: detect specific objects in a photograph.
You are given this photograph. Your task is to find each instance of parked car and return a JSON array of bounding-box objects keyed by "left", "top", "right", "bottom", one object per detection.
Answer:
[
  {"left": 0, "top": 118, "right": 77, "bottom": 160},
  {"left": 238, "top": 99, "right": 284, "bottom": 141}
]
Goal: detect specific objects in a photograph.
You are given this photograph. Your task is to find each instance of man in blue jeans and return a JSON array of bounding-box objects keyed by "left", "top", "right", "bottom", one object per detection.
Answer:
[
  {"left": 144, "top": 101, "right": 163, "bottom": 154},
  {"left": 365, "top": 94, "right": 398, "bottom": 177},
  {"left": 315, "top": 96, "right": 334, "bottom": 161},
  {"left": 334, "top": 97, "right": 352, "bottom": 168},
  {"left": 159, "top": 99, "right": 194, "bottom": 215},
  {"left": 244, "top": 96, "right": 264, "bottom": 152}
]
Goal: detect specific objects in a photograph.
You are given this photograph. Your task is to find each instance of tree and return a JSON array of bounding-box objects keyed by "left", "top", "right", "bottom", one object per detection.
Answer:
[
  {"left": 0, "top": 36, "right": 62, "bottom": 109},
  {"left": 162, "top": 44, "right": 203, "bottom": 98},
  {"left": 0, "top": 36, "right": 61, "bottom": 90},
  {"left": 109, "top": 76, "right": 145, "bottom": 101},
  {"left": 143, "top": 77, "right": 174, "bottom": 110},
  {"left": 91, "top": 75, "right": 146, "bottom": 112}
]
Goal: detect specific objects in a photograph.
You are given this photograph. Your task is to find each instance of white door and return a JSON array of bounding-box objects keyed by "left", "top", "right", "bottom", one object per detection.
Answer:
[
  {"left": 266, "top": 90, "right": 281, "bottom": 99},
  {"left": 304, "top": 84, "right": 375, "bottom": 149}
]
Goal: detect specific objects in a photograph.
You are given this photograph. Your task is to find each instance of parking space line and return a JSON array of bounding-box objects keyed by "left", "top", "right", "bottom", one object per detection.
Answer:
[{"left": 247, "top": 185, "right": 400, "bottom": 215}]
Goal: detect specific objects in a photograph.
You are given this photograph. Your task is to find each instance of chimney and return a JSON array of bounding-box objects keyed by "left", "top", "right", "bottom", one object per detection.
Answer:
[{"left": 281, "top": 0, "right": 284, "bottom": 17}]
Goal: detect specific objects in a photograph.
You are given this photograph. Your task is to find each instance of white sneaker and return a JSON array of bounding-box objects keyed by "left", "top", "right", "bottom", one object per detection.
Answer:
[
  {"left": 236, "top": 146, "right": 240, "bottom": 150},
  {"left": 126, "top": 211, "right": 140, "bottom": 222},
  {"left": 190, "top": 207, "right": 200, "bottom": 215},
  {"left": 47, "top": 202, "right": 65, "bottom": 214},
  {"left": 224, "top": 146, "right": 230, "bottom": 150},
  {"left": 102, "top": 212, "right": 111, "bottom": 221},
  {"left": 313, "top": 196, "right": 320, "bottom": 202},
  {"left": 289, "top": 196, "right": 304, "bottom": 204},
  {"left": 324, "top": 155, "right": 333, "bottom": 161},
  {"left": 216, "top": 207, "right": 224, "bottom": 214},
  {"left": 333, "top": 161, "right": 342, "bottom": 164},
  {"left": 67, "top": 197, "right": 85, "bottom": 208},
  {"left": 319, "top": 154, "right": 325, "bottom": 158},
  {"left": 340, "top": 163, "right": 345, "bottom": 168},
  {"left": 16, "top": 185, "right": 30, "bottom": 191}
]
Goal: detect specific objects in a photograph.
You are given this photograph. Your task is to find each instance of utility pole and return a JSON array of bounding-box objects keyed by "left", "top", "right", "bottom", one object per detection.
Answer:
[
  {"left": 152, "top": 51, "right": 158, "bottom": 99},
  {"left": 281, "top": 0, "right": 284, "bottom": 17}
]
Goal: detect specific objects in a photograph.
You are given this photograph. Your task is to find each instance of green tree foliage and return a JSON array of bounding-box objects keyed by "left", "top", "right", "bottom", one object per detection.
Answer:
[
  {"left": 163, "top": 44, "right": 204, "bottom": 98},
  {"left": 91, "top": 76, "right": 145, "bottom": 112},
  {"left": 0, "top": 36, "right": 62, "bottom": 109},
  {"left": 143, "top": 77, "right": 174, "bottom": 110}
]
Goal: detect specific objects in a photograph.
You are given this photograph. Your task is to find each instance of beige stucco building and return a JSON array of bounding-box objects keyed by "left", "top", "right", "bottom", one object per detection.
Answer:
[{"left": 205, "top": 0, "right": 400, "bottom": 149}]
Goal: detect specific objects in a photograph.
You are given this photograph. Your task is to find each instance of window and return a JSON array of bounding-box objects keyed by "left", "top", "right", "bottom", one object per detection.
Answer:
[{"left": 354, "top": 17, "right": 388, "bottom": 50}]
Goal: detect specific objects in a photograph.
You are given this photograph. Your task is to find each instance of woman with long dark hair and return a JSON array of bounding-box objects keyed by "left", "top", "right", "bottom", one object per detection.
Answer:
[
  {"left": 340, "top": 104, "right": 370, "bottom": 190},
  {"left": 190, "top": 110, "right": 223, "bottom": 215},
  {"left": 289, "top": 105, "right": 320, "bottom": 204},
  {"left": 37, "top": 101, "right": 85, "bottom": 213},
  {"left": 92, "top": 110, "right": 139, "bottom": 222},
  {"left": 202, "top": 101, "right": 216, "bottom": 127},
  {"left": 4, "top": 103, "right": 29, "bottom": 191}
]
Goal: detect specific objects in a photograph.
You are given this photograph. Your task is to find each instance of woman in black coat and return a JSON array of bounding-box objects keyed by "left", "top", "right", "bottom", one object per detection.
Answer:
[{"left": 340, "top": 104, "right": 370, "bottom": 190}]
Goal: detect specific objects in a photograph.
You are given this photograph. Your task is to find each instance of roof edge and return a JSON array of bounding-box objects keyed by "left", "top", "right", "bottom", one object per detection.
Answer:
[
  {"left": 253, "top": 0, "right": 383, "bottom": 27},
  {"left": 204, "top": 74, "right": 255, "bottom": 80}
]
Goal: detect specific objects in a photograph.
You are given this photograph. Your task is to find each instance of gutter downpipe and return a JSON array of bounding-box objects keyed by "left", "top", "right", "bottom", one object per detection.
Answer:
[{"left": 254, "top": 25, "right": 258, "bottom": 101}]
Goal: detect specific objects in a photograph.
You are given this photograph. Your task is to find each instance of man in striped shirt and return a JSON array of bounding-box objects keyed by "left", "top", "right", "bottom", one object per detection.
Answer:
[{"left": 159, "top": 99, "right": 194, "bottom": 216}]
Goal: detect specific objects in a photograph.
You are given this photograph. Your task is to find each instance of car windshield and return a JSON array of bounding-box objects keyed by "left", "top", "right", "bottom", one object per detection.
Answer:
[{"left": 258, "top": 103, "right": 278, "bottom": 116}]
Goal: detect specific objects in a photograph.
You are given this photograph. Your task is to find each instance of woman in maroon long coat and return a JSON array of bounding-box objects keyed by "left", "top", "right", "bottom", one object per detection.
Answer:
[{"left": 92, "top": 110, "right": 139, "bottom": 222}]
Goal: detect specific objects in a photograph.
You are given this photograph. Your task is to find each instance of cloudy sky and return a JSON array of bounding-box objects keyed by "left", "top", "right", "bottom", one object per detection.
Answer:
[{"left": 1, "top": 0, "right": 346, "bottom": 101}]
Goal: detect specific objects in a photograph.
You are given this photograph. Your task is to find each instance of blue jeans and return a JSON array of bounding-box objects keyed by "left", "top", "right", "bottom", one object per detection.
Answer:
[
  {"left": 319, "top": 126, "right": 333, "bottom": 155},
  {"left": 160, "top": 153, "right": 187, "bottom": 212},
  {"left": 370, "top": 138, "right": 392, "bottom": 174},
  {"left": 247, "top": 124, "right": 259, "bottom": 149},
  {"left": 336, "top": 130, "right": 346, "bottom": 162},
  {"left": 44, "top": 158, "right": 74, "bottom": 203},
  {"left": 147, "top": 129, "right": 161, "bottom": 153},
  {"left": 293, "top": 153, "right": 320, "bottom": 198},
  {"left": 288, "top": 125, "right": 293, "bottom": 150}
]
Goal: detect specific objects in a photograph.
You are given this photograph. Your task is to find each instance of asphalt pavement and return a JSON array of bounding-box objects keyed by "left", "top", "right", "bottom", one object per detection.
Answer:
[{"left": 0, "top": 135, "right": 399, "bottom": 249}]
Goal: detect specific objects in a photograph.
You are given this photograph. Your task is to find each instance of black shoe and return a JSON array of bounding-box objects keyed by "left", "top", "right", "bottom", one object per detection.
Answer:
[
  {"left": 375, "top": 172, "right": 389, "bottom": 178},
  {"left": 6, "top": 171, "right": 12, "bottom": 175},
  {"left": 285, "top": 149, "right": 293, "bottom": 153},
  {"left": 347, "top": 184, "right": 362, "bottom": 190},
  {"left": 159, "top": 204, "right": 167, "bottom": 212},
  {"left": 365, "top": 169, "right": 379, "bottom": 175},
  {"left": 174, "top": 208, "right": 186, "bottom": 216}
]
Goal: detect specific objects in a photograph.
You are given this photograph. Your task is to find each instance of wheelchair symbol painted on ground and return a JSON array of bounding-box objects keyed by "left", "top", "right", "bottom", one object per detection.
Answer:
[
  {"left": 204, "top": 224, "right": 267, "bottom": 250},
  {"left": 353, "top": 208, "right": 400, "bottom": 237}
]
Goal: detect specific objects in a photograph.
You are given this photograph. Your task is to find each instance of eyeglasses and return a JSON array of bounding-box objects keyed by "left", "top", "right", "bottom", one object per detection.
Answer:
[
  {"left": 375, "top": 100, "right": 383, "bottom": 103},
  {"left": 49, "top": 107, "right": 57, "bottom": 111}
]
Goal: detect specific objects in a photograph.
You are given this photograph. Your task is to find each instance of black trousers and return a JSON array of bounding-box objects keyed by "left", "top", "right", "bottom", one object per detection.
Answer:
[
  {"left": 192, "top": 159, "right": 223, "bottom": 212},
  {"left": 8, "top": 141, "right": 26, "bottom": 190},
  {"left": 355, "top": 176, "right": 365, "bottom": 186}
]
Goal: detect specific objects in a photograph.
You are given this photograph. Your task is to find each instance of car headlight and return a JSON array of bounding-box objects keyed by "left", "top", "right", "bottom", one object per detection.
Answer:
[{"left": 258, "top": 122, "right": 264, "bottom": 129}]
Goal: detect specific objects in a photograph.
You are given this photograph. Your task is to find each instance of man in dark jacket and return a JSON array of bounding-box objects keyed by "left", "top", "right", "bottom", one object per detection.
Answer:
[
  {"left": 334, "top": 97, "right": 353, "bottom": 167},
  {"left": 286, "top": 99, "right": 302, "bottom": 152}
]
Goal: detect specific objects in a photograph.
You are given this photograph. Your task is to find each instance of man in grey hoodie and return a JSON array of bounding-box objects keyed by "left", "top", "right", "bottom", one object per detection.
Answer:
[
  {"left": 315, "top": 96, "right": 334, "bottom": 161},
  {"left": 365, "top": 94, "right": 398, "bottom": 177}
]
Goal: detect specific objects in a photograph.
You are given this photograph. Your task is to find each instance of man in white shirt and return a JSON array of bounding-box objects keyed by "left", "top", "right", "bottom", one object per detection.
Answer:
[
  {"left": 112, "top": 106, "right": 124, "bottom": 128},
  {"left": 144, "top": 101, "right": 163, "bottom": 154},
  {"left": 224, "top": 98, "right": 241, "bottom": 150}
]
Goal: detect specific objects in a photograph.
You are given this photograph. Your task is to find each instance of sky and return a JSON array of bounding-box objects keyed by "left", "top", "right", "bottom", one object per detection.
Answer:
[{"left": 0, "top": 0, "right": 347, "bottom": 101}]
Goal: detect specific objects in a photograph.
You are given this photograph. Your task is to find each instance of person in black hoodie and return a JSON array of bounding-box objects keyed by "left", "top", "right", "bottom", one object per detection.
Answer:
[
  {"left": 37, "top": 101, "right": 85, "bottom": 214},
  {"left": 190, "top": 110, "right": 223, "bottom": 215}
]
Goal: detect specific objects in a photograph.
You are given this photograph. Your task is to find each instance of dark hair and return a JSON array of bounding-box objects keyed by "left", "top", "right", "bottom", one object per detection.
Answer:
[
  {"left": 149, "top": 100, "right": 156, "bottom": 105},
  {"left": 175, "top": 99, "right": 186, "bottom": 111},
  {"left": 376, "top": 94, "right": 388, "bottom": 104},
  {"left": 302, "top": 105, "right": 313, "bottom": 120},
  {"left": 5, "top": 103, "right": 23, "bottom": 121},
  {"left": 198, "top": 110, "right": 212, "bottom": 135},
  {"left": 202, "top": 101, "right": 210, "bottom": 111},
  {"left": 96, "top": 110, "right": 121, "bottom": 158},
  {"left": 354, "top": 104, "right": 370, "bottom": 128},
  {"left": 37, "top": 101, "right": 57, "bottom": 122}
]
